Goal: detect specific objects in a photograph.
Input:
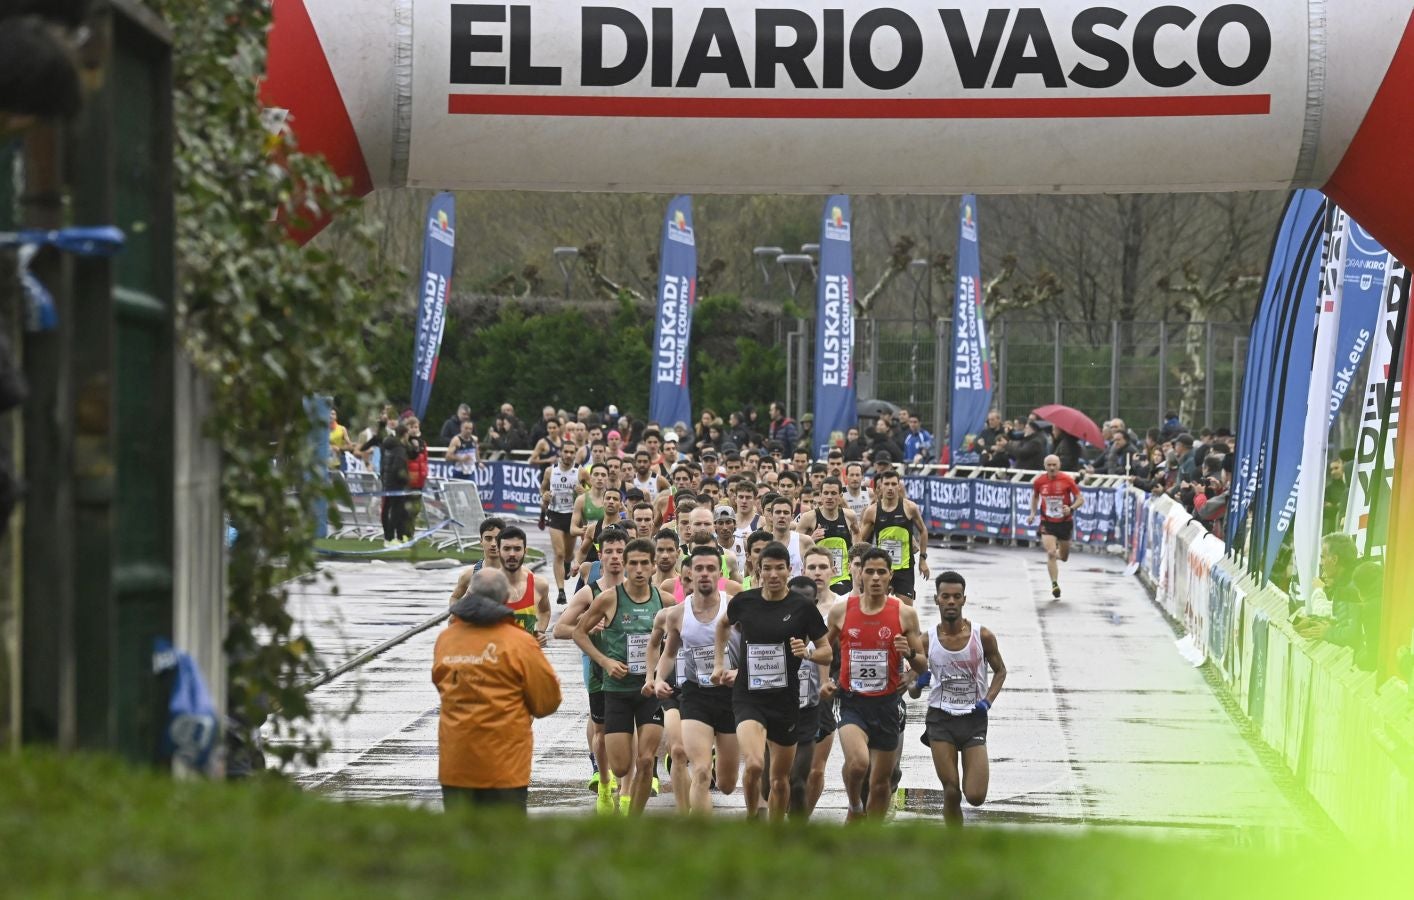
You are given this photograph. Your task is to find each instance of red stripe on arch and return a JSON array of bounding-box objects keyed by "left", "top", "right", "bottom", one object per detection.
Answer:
[
  {"left": 264, "top": 1, "right": 373, "bottom": 196},
  {"left": 448, "top": 93, "right": 1271, "bottom": 120}
]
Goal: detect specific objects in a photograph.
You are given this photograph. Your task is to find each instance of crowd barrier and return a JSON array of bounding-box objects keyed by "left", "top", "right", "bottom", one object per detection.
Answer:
[
  {"left": 1124, "top": 489, "right": 1414, "bottom": 847},
  {"left": 407, "top": 458, "right": 1132, "bottom": 545}
]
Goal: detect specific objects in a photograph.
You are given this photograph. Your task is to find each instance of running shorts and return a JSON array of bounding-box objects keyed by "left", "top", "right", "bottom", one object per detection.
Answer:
[
  {"left": 603, "top": 692, "right": 663, "bottom": 734},
  {"left": 924, "top": 707, "right": 988, "bottom": 749},
  {"left": 838, "top": 691, "right": 903, "bottom": 752}
]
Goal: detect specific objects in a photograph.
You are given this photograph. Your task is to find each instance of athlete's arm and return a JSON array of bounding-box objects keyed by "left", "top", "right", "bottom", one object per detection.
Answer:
[
  {"left": 819, "top": 603, "right": 846, "bottom": 661},
  {"left": 533, "top": 578, "right": 550, "bottom": 646},
  {"left": 530, "top": 439, "right": 549, "bottom": 468},
  {"left": 553, "top": 587, "right": 594, "bottom": 640},
  {"left": 1068, "top": 481, "right": 1085, "bottom": 513},
  {"left": 895, "top": 605, "right": 928, "bottom": 675},
  {"left": 539, "top": 464, "right": 552, "bottom": 503},
  {"left": 573, "top": 591, "right": 625, "bottom": 677},
  {"left": 722, "top": 549, "right": 741, "bottom": 582},
  {"left": 980, "top": 627, "right": 1008, "bottom": 705},
  {"left": 1028, "top": 482, "right": 1041, "bottom": 523},
  {"left": 907, "top": 501, "right": 931, "bottom": 578},
  {"left": 711, "top": 613, "right": 736, "bottom": 684},
  {"left": 448, "top": 566, "right": 473, "bottom": 604},
  {"left": 443, "top": 437, "right": 460, "bottom": 461},
  {"left": 570, "top": 494, "right": 587, "bottom": 537},
  {"left": 794, "top": 510, "right": 816, "bottom": 535},
  {"left": 854, "top": 505, "right": 874, "bottom": 544},
  {"left": 644, "top": 607, "right": 674, "bottom": 697}
]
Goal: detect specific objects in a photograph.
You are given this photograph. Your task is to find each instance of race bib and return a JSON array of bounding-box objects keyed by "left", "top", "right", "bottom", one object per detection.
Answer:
[
  {"left": 1044, "top": 496, "right": 1064, "bottom": 518},
  {"left": 941, "top": 675, "right": 976, "bottom": 704},
  {"left": 691, "top": 645, "right": 716, "bottom": 686},
  {"left": 798, "top": 654, "right": 817, "bottom": 707},
  {"left": 879, "top": 539, "right": 904, "bottom": 567},
  {"left": 827, "top": 547, "right": 845, "bottom": 575},
  {"left": 746, "top": 642, "right": 788, "bottom": 691},
  {"left": 849, "top": 648, "right": 889, "bottom": 693},
  {"left": 674, "top": 650, "right": 687, "bottom": 686},
  {"left": 627, "top": 633, "right": 650, "bottom": 675}
]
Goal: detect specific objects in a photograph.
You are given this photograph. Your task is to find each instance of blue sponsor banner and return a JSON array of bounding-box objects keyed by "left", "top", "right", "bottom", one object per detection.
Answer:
[
  {"left": 410, "top": 192, "right": 456, "bottom": 420},
  {"left": 649, "top": 196, "right": 697, "bottom": 429},
  {"left": 949, "top": 195, "right": 993, "bottom": 460},
  {"left": 928, "top": 477, "right": 971, "bottom": 532},
  {"left": 427, "top": 459, "right": 543, "bottom": 517},
  {"left": 1257, "top": 194, "right": 1329, "bottom": 582},
  {"left": 967, "top": 480, "right": 1015, "bottom": 537},
  {"left": 1328, "top": 216, "right": 1387, "bottom": 426},
  {"left": 814, "top": 195, "right": 857, "bottom": 457},
  {"left": 1010, "top": 484, "right": 1040, "bottom": 542},
  {"left": 1229, "top": 190, "right": 1326, "bottom": 558}
]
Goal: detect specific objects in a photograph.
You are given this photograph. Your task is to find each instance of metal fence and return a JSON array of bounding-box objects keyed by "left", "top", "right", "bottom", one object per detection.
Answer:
[{"left": 786, "top": 317, "right": 1248, "bottom": 435}]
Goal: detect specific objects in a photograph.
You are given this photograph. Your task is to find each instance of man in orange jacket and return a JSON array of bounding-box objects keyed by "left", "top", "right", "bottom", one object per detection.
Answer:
[{"left": 434, "top": 568, "right": 562, "bottom": 812}]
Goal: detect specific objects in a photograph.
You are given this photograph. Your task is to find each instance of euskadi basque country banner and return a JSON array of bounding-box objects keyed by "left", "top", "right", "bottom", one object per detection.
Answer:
[
  {"left": 424, "top": 459, "right": 1127, "bottom": 544},
  {"left": 410, "top": 191, "right": 455, "bottom": 420},
  {"left": 950, "top": 194, "right": 991, "bottom": 463},
  {"left": 813, "top": 195, "right": 856, "bottom": 457},
  {"left": 649, "top": 195, "right": 696, "bottom": 430}
]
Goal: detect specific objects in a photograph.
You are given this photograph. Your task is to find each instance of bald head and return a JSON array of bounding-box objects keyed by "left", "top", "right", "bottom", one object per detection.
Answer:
[
  {"left": 470, "top": 568, "right": 511, "bottom": 604},
  {"left": 1044, "top": 454, "right": 1061, "bottom": 475}
]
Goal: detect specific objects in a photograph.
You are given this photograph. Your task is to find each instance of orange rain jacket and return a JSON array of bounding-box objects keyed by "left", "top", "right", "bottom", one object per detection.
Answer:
[{"left": 433, "top": 595, "right": 562, "bottom": 789}]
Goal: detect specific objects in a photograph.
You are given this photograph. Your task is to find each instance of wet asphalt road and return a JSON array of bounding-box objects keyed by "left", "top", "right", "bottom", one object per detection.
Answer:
[{"left": 283, "top": 531, "right": 1312, "bottom": 839}]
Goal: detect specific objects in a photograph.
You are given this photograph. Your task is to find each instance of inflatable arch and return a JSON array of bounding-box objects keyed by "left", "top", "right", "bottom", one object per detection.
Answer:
[{"left": 265, "top": 0, "right": 1414, "bottom": 262}]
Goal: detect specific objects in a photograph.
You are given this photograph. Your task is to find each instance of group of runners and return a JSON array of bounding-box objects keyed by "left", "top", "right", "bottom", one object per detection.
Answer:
[{"left": 449, "top": 438, "right": 1091, "bottom": 821}]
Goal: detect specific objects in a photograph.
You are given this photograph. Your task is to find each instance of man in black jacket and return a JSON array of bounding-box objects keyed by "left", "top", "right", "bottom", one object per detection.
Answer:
[
  {"left": 380, "top": 424, "right": 411, "bottom": 545},
  {"left": 1004, "top": 422, "right": 1047, "bottom": 471}
]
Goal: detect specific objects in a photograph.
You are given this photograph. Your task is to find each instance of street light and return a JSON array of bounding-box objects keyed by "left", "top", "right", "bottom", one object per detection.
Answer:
[
  {"left": 552, "top": 246, "right": 579, "bottom": 299},
  {"left": 753, "top": 246, "right": 784, "bottom": 287},
  {"left": 800, "top": 242, "right": 820, "bottom": 257},
  {"left": 775, "top": 253, "right": 816, "bottom": 297}
]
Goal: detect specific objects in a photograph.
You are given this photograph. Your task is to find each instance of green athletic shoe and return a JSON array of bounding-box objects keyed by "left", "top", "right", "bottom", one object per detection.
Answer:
[
  {"left": 587, "top": 772, "right": 601, "bottom": 794},
  {"left": 894, "top": 787, "right": 906, "bottom": 811},
  {"left": 595, "top": 790, "right": 615, "bottom": 815},
  {"left": 1051, "top": 581, "right": 1062, "bottom": 600},
  {"left": 618, "top": 794, "right": 632, "bottom": 815},
  {"left": 650, "top": 776, "right": 660, "bottom": 797}
]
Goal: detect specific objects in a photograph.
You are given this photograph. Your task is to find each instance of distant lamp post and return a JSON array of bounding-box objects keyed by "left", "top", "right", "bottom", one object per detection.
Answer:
[
  {"left": 776, "top": 253, "right": 817, "bottom": 297},
  {"left": 553, "top": 246, "right": 579, "bottom": 299},
  {"left": 753, "top": 246, "right": 784, "bottom": 287},
  {"left": 801, "top": 243, "right": 820, "bottom": 257}
]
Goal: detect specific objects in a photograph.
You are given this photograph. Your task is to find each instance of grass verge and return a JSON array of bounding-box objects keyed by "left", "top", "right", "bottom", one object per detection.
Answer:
[{"left": 0, "top": 752, "right": 1406, "bottom": 899}]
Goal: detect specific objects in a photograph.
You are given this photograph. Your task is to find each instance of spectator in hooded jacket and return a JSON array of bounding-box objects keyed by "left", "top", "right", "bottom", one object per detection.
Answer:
[
  {"left": 434, "top": 568, "right": 562, "bottom": 813},
  {"left": 1005, "top": 420, "right": 1048, "bottom": 471}
]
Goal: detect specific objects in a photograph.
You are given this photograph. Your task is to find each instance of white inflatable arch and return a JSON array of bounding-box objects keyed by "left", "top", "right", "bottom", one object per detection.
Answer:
[{"left": 265, "top": 0, "right": 1414, "bottom": 262}]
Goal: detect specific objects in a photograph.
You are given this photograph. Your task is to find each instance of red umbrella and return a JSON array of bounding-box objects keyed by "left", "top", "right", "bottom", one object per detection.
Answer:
[{"left": 1031, "top": 404, "right": 1105, "bottom": 447}]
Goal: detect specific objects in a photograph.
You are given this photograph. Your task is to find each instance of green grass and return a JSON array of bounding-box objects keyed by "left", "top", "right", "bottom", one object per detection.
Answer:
[{"left": 0, "top": 753, "right": 1407, "bottom": 899}]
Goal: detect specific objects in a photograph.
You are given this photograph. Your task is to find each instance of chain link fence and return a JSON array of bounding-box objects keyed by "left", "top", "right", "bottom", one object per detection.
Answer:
[{"left": 788, "top": 317, "right": 1248, "bottom": 436}]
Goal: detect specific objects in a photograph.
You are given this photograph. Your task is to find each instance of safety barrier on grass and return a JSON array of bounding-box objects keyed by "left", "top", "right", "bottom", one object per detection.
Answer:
[{"left": 1126, "top": 490, "right": 1414, "bottom": 847}]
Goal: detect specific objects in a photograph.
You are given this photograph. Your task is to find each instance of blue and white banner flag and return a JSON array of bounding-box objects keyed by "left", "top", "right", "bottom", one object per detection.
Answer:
[
  {"left": 813, "top": 195, "right": 856, "bottom": 457},
  {"left": 1256, "top": 193, "right": 1329, "bottom": 582},
  {"left": 649, "top": 195, "right": 697, "bottom": 429},
  {"left": 949, "top": 195, "right": 993, "bottom": 462},
  {"left": 1228, "top": 190, "right": 1325, "bottom": 557},
  {"left": 410, "top": 192, "right": 456, "bottom": 420},
  {"left": 1328, "top": 216, "right": 1389, "bottom": 425}
]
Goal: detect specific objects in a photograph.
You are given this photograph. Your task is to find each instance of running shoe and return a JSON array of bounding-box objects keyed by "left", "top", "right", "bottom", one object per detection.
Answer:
[
  {"left": 556, "top": 593, "right": 567, "bottom": 606},
  {"left": 618, "top": 794, "right": 632, "bottom": 815},
  {"left": 650, "top": 776, "right": 660, "bottom": 797},
  {"left": 595, "top": 790, "right": 615, "bottom": 815},
  {"left": 587, "top": 771, "right": 600, "bottom": 793},
  {"left": 1051, "top": 581, "right": 1062, "bottom": 600},
  {"left": 894, "top": 787, "right": 906, "bottom": 811}
]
